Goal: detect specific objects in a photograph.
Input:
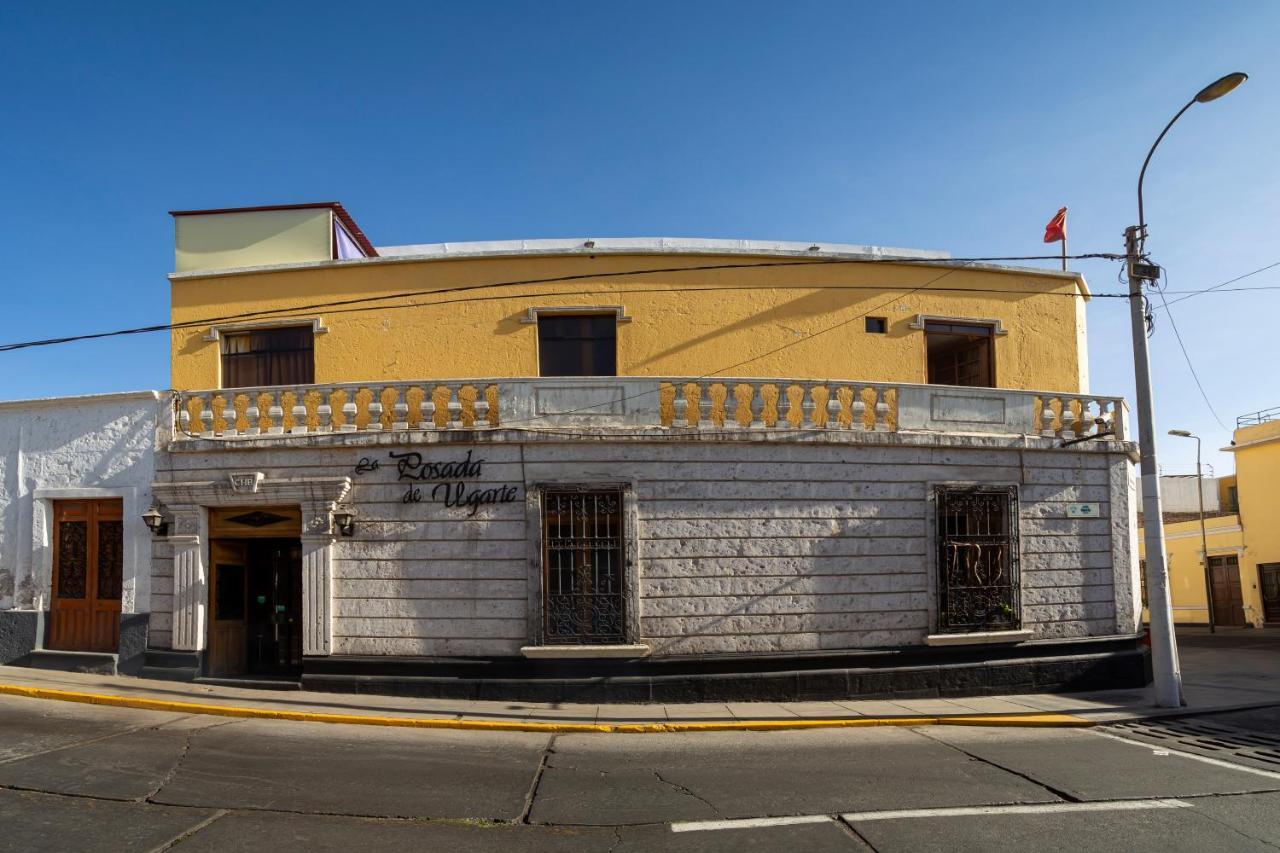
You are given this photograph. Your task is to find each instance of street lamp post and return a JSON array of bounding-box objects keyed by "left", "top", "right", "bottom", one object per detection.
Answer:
[
  {"left": 1129, "top": 71, "right": 1246, "bottom": 707},
  {"left": 1169, "top": 429, "right": 1216, "bottom": 633}
]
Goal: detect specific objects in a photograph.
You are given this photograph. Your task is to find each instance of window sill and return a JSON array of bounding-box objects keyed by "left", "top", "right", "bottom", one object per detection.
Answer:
[
  {"left": 924, "top": 630, "right": 1033, "bottom": 647},
  {"left": 520, "top": 644, "right": 651, "bottom": 659}
]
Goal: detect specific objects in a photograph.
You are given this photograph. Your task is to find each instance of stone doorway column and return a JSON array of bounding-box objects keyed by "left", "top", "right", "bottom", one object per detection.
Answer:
[
  {"left": 169, "top": 505, "right": 206, "bottom": 652},
  {"left": 300, "top": 502, "right": 337, "bottom": 657}
]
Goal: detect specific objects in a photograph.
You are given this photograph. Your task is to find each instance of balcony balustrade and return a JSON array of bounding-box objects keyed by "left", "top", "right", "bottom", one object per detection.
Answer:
[{"left": 172, "top": 377, "right": 1127, "bottom": 444}]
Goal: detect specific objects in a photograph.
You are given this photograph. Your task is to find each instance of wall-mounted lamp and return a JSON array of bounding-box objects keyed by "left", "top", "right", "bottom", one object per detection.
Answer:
[
  {"left": 332, "top": 507, "right": 357, "bottom": 537},
  {"left": 583, "top": 239, "right": 596, "bottom": 249},
  {"left": 141, "top": 506, "right": 169, "bottom": 536}
]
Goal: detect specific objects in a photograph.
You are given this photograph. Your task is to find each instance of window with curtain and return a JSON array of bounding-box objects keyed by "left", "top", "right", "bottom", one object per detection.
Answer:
[{"left": 220, "top": 326, "right": 315, "bottom": 388}]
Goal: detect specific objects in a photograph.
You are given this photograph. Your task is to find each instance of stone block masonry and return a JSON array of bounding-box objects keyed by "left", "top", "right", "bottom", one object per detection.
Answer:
[{"left": 151, "top": 430, "right": 1137, "bottom": 661}]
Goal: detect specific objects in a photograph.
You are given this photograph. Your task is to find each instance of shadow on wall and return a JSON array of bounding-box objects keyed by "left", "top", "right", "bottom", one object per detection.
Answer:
[
  {"left": 629, "top": 290, "right": 858, "bottom": 372},
  {"left": 645, "top": 502, "right": 929, "bottom": 655}
]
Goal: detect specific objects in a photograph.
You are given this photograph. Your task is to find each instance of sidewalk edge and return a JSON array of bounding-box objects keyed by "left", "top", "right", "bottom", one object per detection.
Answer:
[{"left": 0, "top": 683, "right": 1093, "bottom": 732}]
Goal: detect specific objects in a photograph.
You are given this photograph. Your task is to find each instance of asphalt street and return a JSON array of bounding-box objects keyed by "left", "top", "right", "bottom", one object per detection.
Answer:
[{"left": 4, "top": 694, "right": 1280, "bottom": 852}]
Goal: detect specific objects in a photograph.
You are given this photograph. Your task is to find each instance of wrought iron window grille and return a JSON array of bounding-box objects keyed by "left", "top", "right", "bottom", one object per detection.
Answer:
[{"left": 935, "top": 485, "right": 1021, "bottom": 634}]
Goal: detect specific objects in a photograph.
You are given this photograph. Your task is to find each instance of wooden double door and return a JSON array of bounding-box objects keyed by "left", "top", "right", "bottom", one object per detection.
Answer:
[
  {"left": 1209, "top": 555, "right": 1247, "bottom": 627},
  {"left": 49, "top": 499, "right": 124, "bottom": 653}
]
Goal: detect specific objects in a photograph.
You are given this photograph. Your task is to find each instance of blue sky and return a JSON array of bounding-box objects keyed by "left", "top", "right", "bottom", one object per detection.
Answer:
[{"left": 1, "top": 1, "right": 1276, "bottom": 474}]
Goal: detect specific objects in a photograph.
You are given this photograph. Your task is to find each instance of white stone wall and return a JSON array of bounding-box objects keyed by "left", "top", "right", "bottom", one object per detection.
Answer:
[
  {"left": 154, "top": 433, "right": 1137, "bottom": 658},
  {"left": 0, "top": 391, "right": 163, "bottom": 614}
]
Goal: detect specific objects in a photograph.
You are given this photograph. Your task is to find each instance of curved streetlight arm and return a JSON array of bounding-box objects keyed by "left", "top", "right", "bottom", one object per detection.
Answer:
[{"left": 1136, "top": 97, "right": 1197, "bottom": 248}]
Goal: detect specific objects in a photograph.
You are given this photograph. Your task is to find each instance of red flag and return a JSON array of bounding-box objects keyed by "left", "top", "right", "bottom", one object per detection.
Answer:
[{"left": 1043, "top": 206, "right": 1067, "bottom": 243}]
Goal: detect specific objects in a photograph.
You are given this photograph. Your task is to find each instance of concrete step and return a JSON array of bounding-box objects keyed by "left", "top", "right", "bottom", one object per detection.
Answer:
[
  {"left": 140, "top": 665, "right": 197, "bottom": 683},
  {"left": 195, "top": 676, "right": 302, "bottom": 692},
  {"left": 26, "top": 649, "right": 117, "bottom": 675}
]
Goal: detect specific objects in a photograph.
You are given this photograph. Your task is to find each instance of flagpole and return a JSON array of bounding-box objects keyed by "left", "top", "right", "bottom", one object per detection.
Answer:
[{"left": 1062, "top": 230, "right": 1067, "bottom": 271}]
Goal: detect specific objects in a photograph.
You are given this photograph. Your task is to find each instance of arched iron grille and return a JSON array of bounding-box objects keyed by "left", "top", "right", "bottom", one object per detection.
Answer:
[
  {"left": 935, "top": 486, "right": 1021, "bottom": 633},
  {"left": 542, "top": 489, "right": 626, "bottom": 643}
]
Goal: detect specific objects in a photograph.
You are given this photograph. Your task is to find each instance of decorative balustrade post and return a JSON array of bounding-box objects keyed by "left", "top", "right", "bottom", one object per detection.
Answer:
[
  {"left": 723, "top": 385, "right": 740, "bottom": 430},
  {"left": 473, "top": 388, "right": 490, "bottom": 428},
  {"left": 245, "top": 398, "right": 261, "bottom": 436},
  {"left": 317, "top": 391, "right": 333, "bottom": 433},
  {"left": 392, "top": 390, "right": 409, "bottom": 431},
  {"left": 800, "top": 386, "right": 816, "bottom": 428},
  {"left": 776, "top": 386, "right": 793, "bottom": 430},
  {"left": 178, "top": 407, "right": 192, "bottom": 437},
  {"left": 826, "top": 386, "right": 842, "bottom": 429},
  {"left": 697, "top": 385, "right": 713, "bottom": 429},
  {"left": 199, "top": 405, "right": 214, "bottom": 438},
  {"left": 446, "top": 386, "right": 462, "bottom": 428},
  {"left": 749, "top": 385, "right": 765, "bottom": 429},
  {"left": 873, "top": 388, "right": 891, "bottom": 432},
  {"left": 366, "top": 390, "right": 384, "bottom": 431},
  {"left": 222, "top": 402, "right": 238, "bottom": 437},
  {"left": 420, "top": 392, "right": 437, "bottom": 430},
  {"left": 339, "top": 398, "right": 357, "bottom": 433},
  {"left": 1041, "top": 397, "right": 1057, "bottom": 438},
  {"left": 851, "top": 388, "right": 867, "bottom": 432},
  {"left": 673, "top": 389, "right": 689, "bottom": 428},
  {"left": 266, "top": 393, "right": 285, "bottom": 435},
  {"left": 1060, "top": 399, "right": 1077, "bottom": 440},
  {"left": 290, "top": 398, "right": 309, "bottom": 435}
]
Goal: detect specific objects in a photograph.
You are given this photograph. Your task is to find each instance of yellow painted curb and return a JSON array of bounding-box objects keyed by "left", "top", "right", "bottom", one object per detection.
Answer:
[{"left": 0, "top": 683, "right": 1093, "bottom": 733}]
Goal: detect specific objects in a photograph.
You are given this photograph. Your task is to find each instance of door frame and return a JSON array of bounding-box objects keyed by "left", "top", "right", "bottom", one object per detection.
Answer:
[
  {"left": 1208, "top": 554, "right": 1247, "bottom": 627},
  {"left": 1258, "top": 563, "right": 1280, "bottom": 625},
  {"left": 47, "top": 498, "right": 124, "bottom": 652},
  {"left": 32, "top": 487, "right": 146, "bottom": 620}
]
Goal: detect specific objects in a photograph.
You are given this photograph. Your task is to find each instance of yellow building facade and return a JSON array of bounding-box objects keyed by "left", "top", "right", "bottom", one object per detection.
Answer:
[
  {"left": 1139, "top": 513, "right": 1246, "bottom": 625},
  {"left": 169, "top": 209, "right": 1092, "bottom": 393}
]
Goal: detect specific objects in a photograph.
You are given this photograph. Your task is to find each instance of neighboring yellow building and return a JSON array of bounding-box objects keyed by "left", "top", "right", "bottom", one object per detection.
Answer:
[
  {"left": 1140, "top": 412, "right": 1280, "bottom": 628},
  {"left": 168, "top": 205, "right": 1093, "bottom": 394},
  {"left": 1230, "top": 416, "right": 1280, "bottom": 624},
  {"left": 1139, "top": 511, "right": 1245, "bottom": 625}
]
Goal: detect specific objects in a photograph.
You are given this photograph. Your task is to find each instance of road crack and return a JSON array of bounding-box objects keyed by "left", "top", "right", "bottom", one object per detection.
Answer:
[
  {"left": 144, "top": 718, "right": 242, "bottom": 804},
  {"left": 912, "top": 727, "right": 1080, "bottom": 803},
  {"left": 519, "top": 734, "right": 556, "bottom": 824},
  {"left": 652, "top": 770, "right": 723, "bottom": 817}
]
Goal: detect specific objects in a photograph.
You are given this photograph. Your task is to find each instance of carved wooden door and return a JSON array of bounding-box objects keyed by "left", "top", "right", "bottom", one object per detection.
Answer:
[
  {"left": 208, "top": 540, "right": 250, "bottom": 677},
  {"left": 48, "top": 500, "right": 123, "bottom": 653}
]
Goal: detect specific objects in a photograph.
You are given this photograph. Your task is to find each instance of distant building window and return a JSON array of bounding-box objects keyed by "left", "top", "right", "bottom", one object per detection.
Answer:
[
  {"left": 926, "top": 321, "right": 994, "bottom": 387},
  {"left": 220, "top": 326, "right": 315, "bottom": 388},
  {"left": 538, "top": 315, "right": 617, "bottom": 377},
  {"left": 1226, "top": 486, "right": 1239, "bottom": 512},
  {"left": 865, "top": 317, "right": 888, "bottom": 334}
]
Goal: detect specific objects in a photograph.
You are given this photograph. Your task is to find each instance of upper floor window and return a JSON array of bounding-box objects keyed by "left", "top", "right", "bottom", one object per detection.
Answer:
[
  {"left": 220, "top": 326, "right": 314, "bottom": 388},
  {"left": 925, "top": 321, "right": 994, "bottom": 387},
  {"left": 538, "top": 315, "right": 617, "bottom": 377}
]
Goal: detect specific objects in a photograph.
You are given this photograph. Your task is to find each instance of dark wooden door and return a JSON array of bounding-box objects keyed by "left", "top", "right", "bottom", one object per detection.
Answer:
[
  {"left": 1260, "top": 564, "right": 1280, "bottom": 624},
  {"left": 1209, "top": 555, "right": 1247, "bottom": 627},
  {"left": 48, "top": 500, "right": 123, "bottom": 652},
  {"left": 208, "top": 540, "right": 249, "bottom": 677}
]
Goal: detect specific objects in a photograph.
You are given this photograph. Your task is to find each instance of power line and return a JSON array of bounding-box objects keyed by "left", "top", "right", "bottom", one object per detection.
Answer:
[
  {"left": 1152, "top": 267, "right": 1230, "bottom": 432},
  {"left": 0, "top": 253, "right": 1117, "bottom": 354},
  {"left": 2, "top": 251, "right": 1275, "bottom": 357},
  {"left": 1160, "top": 259, "right": 1280, "bottom": 308}
]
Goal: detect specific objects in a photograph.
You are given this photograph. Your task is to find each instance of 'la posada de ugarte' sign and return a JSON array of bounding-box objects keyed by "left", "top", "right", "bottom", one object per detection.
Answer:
[{"left": 353, "top": 450, "right": 519, "bottom": 516}]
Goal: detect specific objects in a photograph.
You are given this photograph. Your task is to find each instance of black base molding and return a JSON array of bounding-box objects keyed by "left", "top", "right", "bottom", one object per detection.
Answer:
[
  {"left": 0, "top": 611, "right": 40, "bottom": 665},
  {"left": 296, "top": 635, "right": 1152, "bottom": 703}
]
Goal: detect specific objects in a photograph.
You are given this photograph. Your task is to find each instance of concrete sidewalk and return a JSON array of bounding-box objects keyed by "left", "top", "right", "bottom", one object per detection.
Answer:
[{"left": 3, "top": 627, "right": 1277, "bottom": 731}]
